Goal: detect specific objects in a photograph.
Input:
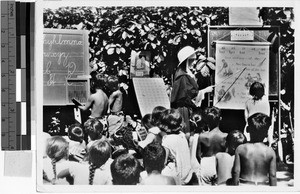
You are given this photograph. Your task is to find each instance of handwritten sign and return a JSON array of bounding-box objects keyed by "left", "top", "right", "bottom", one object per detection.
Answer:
[
  {"left": 213, "top": 41, "right": 270, "bottom": 109},
  {"left": 43, "top": 29, "right": 89, "bottom": 105}
]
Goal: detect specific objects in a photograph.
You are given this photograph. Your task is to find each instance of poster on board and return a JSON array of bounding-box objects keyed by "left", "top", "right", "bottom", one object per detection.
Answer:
[{"left": 213, "top": 41, "right": 270, "bottom": 109}]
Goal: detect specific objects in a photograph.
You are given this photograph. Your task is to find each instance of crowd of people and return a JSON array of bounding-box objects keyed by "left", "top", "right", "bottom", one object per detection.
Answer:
[{"left": 43, "top": 46, "right": 280, "bottom": 186}]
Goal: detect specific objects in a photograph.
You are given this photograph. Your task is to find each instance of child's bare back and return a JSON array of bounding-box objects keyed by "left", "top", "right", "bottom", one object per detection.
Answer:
[{"left": 233, "top": 142, "right": 277, "bottom": 186}]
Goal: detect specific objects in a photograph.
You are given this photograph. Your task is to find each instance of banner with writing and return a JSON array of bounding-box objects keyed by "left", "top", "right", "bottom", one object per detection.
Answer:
[
  {"left": 43, "top": 29, "right": 89, "bottom": 105},
  {"left": 213, "top": 41, "right": 270, "bottom": 109}
]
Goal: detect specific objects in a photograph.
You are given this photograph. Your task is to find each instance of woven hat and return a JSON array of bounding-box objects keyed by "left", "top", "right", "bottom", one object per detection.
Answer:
[{"left": 177, "top": 46, "right": 197, "bottom": 67}]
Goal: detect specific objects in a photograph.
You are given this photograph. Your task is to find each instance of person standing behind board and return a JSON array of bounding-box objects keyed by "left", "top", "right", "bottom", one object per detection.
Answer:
[{"left": 171, "top": 46, "right": 214, "bottom": 139}]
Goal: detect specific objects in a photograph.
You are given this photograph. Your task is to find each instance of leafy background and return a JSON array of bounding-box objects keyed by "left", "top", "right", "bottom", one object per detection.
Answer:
[{"left": 44, "top": 6, "right": 294, "bottom": 162}]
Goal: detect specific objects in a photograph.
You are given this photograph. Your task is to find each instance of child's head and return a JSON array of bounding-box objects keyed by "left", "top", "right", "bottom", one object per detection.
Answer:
[
  {"left": 151, "top": 106, "right": 167, "bottom": 126},
  {"left": 46, "top": 136, "right": 69, "bottom": 180},
  {"left": 88, "top": 140, "right": 112, "bottom": 185},
  {"left": 226, "top": 130, "right": 247, "bottom": 155},
  {"left": 159, "top": 109, "right": 182, "bottom": 134},
  {"left": 247, "top": 113, "right": 271, "bottom": 143},
  {"left": 107, "top": 75, "right": 119, "bottom": 95},
  {"left": 143, "top": 142, "right": 166, "bottom": 174},
  {"left": 111, "top": 153, "right": 141, "bottom": 185},
  {"left": 190, "top": 109, "right": 207, "bottom": 133},
  {"left": 141, "top": 113, "right": 154, "bottom": 131},
  {"left": 68, "top": 124, "right": 84, "bottom": 143},
  {"left": 84, "top": 118, "right": 105, "bottom": 141},
  {"left": 249, "top": 81, "right": 265, "bottom": 100},
  {"left": 204, "top": 106, "right": 222, "bottom": 130},
  {"left": 46, "top": 136, "right": 69, "bottom": 162}
]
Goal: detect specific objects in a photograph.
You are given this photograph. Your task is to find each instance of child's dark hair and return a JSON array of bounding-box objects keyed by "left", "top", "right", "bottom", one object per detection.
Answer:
[
  {"left": 204, "top": 106, "right": 221, "bottom": 130},
  {"left": 88, "top": 140, "right": 112, "bottom": 185},
  {"left": 226, "top": 130, "right": 247, "bottom": 155},
  {"left": 249, "top": 81, "right": 265, "bottom": 101},
  {"left": 107, "top": 75, "right": 119, "bottom": 96},
  {"left": 247, "top": 113, "right": 271, "bottom": 143},
  {"left": 90, "top": 73, "right": 108, "bottom": 94},
  {"left": 46, "top": 136, "right": 69, "bottom": 182},
  {"left": 84, "top": 118, "right": 105, "bottom": 141},
  {"left": 190, "top": 109, "right": 207, "bottom": 133},
  {"left": 141, "top": 113, "right": 154, "bottom": 131},
  {"left": 68, "top": 124, "right": 84, "bottom": 143},
  {"left": 159, "top": 109, "right": 182, "bottom": 134},
  {"left": 111, "top": 153, "right": 141, "bottom": 185},
  {"left": 151, "top": 106, "right": 167, "bottom": 126},
  {"left": 143, "top": 142, "right": 166, "bottom": 174}
]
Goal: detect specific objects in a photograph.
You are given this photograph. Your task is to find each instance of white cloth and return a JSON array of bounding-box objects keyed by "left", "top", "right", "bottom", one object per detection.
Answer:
[
  {"left": 189, "top": 134, "right": 201, "bottom": 173},
  {"left": 162, "top": 132, "right": 193, "bottom": 185},
  {"left": 69, "top": 158, "right": 113, "bottom": 185}
]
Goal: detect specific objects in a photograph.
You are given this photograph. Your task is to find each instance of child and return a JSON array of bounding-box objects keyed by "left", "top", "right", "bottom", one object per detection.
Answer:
[
  {"left": 215, "top": 130, "right": 247, "bottom": 185},
  {"left": 140, "top": 142, "right": 176, "bottom": 185},
  {"left": 65, "top": 124, "right": 86, "bottom": 162},
  {"left": 78, "top": 74, "right": 109, "bottom": 119},
  {"left": 57, "top": 140, "right": 113, "bottom": 185},
  {"left": 232, "top": 113, "right": 277, "bottom": 186},
  {"left": 110, "top": 153, "right": 142, "bottom": 185},
  {"left": 84, "top": 118, "right": 107, "bottom": 150},
  {"left": 159, "top": 108, "right": 194, "bottom": 185},
  {"left": 107, "top": 75, "right": 124, "bottom": 115},
  {"left": 196, "top": 106, "right": 227, "bottom": 185},
  {"left": 138, "top": 106, "right": 166, "bottom": 149},
  {"left": 244, "top": 81, "right": 272, "bottom": 144},
  {"left": 43, "top": 136, "right": 75, "bottom": 185}
]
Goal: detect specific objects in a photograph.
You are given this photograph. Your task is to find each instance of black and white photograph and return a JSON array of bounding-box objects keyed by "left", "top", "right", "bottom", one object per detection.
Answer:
[{"left": 10, "top": 0, "right": 296, "bottom": 193}]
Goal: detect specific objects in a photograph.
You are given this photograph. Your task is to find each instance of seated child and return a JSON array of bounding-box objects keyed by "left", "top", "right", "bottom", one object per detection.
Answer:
[
  {"left": 110, "top": 153, "right": 142, "bottom": 185},
  {"left": 84, "top": 118, "right": 107, "bottom": 150},
  {"left": 138, "top": 106, "right": 167, "bottom": 149},
  {"left": 58, "top": 139, "right": 113, "bottom": 185},
  {"left": 215, "top": 130, "right": 247, "bottom": 185},
  {"left": 140, "top": 142, "right": 176, "bottom": 185},
  {"left": 43, "top": 136, "right": 76, "bottom": 185},
  {"left": 159, "top": 108, "right": 194, "bottom": 185},
  {"left": 197, "top": 106, "right": 227, "bottom": 185},
  {"left": 65, "top": 124, "right": 86, "bottom": 162},
  {"left": 232, "top": 113, "right": 277, "bottom": 186},
  {"left": 244, "top": 81, "right": 272, "bottom": 144}
]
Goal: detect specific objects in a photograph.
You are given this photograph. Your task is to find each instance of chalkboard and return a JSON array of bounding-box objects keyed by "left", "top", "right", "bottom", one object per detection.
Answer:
[
  {"left": 208, "top": 26, "right": 280, "bottom": 96},
  {"left": 43, "top": 29, "right": 89, "bottom": 105},
  {"left": 66, "top": 78, "right": 90, "bottom": 105}
]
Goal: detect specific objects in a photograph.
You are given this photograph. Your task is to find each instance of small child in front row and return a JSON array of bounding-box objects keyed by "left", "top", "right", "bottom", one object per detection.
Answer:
[
  {"left": 58, "top": 139, "right": 113, "bottom": 185},
  {"left": 215, "top": 130, "right": 247, "bottom": 185},
  {"left": 65, "top": 124, "right": 86, "bottom": 162},
  {"left": 244, "top": 81, "right": 273, "bottom": 145},
  {"left": 231, "top": 113, "right": 277, "bottom": 186},
  {"left": 43, "top": 136, "right": 76, "bottom": 185},
  {"left": 138, "top": 106, "right": 167, "bottom": 149}
]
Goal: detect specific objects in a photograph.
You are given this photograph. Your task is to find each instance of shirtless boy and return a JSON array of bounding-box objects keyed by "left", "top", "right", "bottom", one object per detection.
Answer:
[
  {"left": 216, "top": 130, "right": 246, "bottom": 185},
  {"left": 196, "top": 106, "right": 227, "bottom": 185},
  {"left": 231, "top": 113, "right": 277, "bottom": 186},
  {"left": 78, "top": 74, "right": 108, "bottom": 118}
]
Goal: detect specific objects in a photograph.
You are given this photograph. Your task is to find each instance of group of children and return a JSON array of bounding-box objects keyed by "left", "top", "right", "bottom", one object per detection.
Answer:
[{"left": 43, "top": 81, "right": 277, "bottom": 186}]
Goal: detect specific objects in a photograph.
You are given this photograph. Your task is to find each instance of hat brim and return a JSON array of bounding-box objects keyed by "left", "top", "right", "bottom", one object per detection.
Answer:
[{"left": 177, "top": 49, "right": 198, "bottom": 67}]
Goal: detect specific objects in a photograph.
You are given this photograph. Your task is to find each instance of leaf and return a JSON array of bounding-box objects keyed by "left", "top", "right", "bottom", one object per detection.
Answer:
[
  {"left": 148, "top": 33, "right": 155, "bottom": 41},
  {"left": 120, "top": 47, "right": 126, "bottom": 54},
  {"left": 148, "top": 22, "right": 155, "bottom": 28},
  {"left": 195, "top": 29, "right": 201, "bottom": 36},
  {"left": 207, "top": 62, "right": 215, "bottom": 70},
  {"left": 151, "top": 43, "right": 157, "bottom": 49},
  {"left": 107, "top": 48, "right": 115, "bottom": 55},
  {"left": 196, "top": 62, "right": 205, "bottom": 71},
  {"left": 108, "top": 30, "right": 113, "bottom": 36},
  {"left": 191, "top": 20, "right": 197, "bottom": 26},
  {"left": 143, "top": 24, "right": 150, "bottom": 32},
  {"left": 122, "top": 31, "right": 127, "bottom": 39},
  {"left": 207, "top": 57, "right": 216, "bottom": 63},
  {"left": 198, "top": 55, "right": 206, "bottom": 60},
  {"left": 116, "top": 48, "right": 121, "bottom": 54}
]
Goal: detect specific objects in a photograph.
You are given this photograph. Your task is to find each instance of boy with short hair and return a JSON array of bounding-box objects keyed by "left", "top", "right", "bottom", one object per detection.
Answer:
[
  {"left": 140, "top": 142, "right": 176, "bottom": 185},
  {"left": 110, "top": 153, "right": 142, "bottom": 185},
  {"left": 196, "top": 106, "right": 227, "bottom": 185},
  {"left": 215, "top": 130, "right": 247, "bottom": 185},
  {"left": 232, "top": 113, "right": 277, "bottom": 186}
]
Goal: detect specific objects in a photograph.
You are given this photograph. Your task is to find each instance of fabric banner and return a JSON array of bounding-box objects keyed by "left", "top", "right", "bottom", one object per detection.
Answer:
[{"left": 213, "top": 41, "right": 270, "bottom": 109}]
